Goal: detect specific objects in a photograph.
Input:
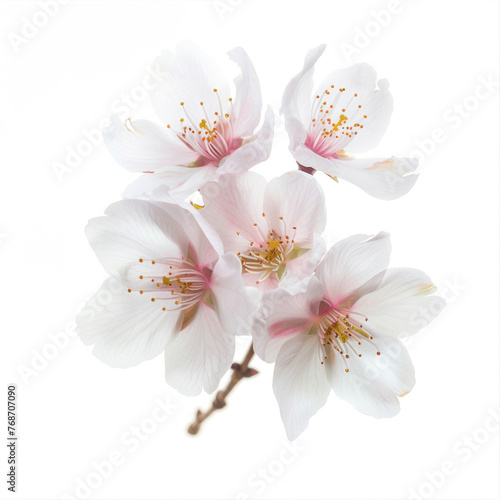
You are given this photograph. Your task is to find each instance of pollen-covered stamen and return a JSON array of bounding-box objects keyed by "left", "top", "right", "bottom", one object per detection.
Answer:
[
  {"left": 239, "top": 239, "right": 286, "bottom": 275},
  {"left": 166, "top": 92, "right": 236, "bottom": 164},
  {"left": 135, "top": 257, "right": 207, "bottom": 311},
  {"left": 317, "top": 304, "right": 381, "bottom": 371},
  {"left": 237, "top": 220, "right": 298, "bottom": 283},
  {"left": 307, "top": 87, "right": 368, "bottom": 157}
]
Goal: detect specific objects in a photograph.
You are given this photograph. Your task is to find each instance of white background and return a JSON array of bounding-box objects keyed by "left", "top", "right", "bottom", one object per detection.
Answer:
[{"left": 1, "top": 1, "right": 499, "bottom": 499}]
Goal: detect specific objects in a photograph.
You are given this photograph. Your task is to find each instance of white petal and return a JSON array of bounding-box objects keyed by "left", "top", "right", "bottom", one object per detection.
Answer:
[
  {"left": 264, "top": 170, "right": 326, "bottom": 246},
  {"left": 284, "top": 116, "right": 308, "bottom": 156},
  {"left": 218, "top": 106, "right": 274, "bottom": 174},
  {"left": 353, "top": 268, "right": 445, "bottom": 337},
  {"left": 243, "top": 271, "right": 280, "bottom": 291},
  {"left": 164, "top": 302, "right": 234, "bottom": 396},
  {"left": 314, "top": 63, "right": 393, "bottom": 154},
  {"left": 292, "top": 144, "right": 339, "bottom": 173},
  {"left": 123, "top": 164, "right": 219, "bottom": 202},
  {"left": 86, "top": 200, "right": 187, "bottom": 280},
  {"left": 325, "top": 335, "right": 415, "bottom": 418},
  {"left": 200, "top": 172, "right": 268, "bottom": 254},
  {"left": 150, "top": 41, "right": 230, "bottom": 128},
  {"left": 154, "top": 200, "right": 222, "bottom": 269},
  {"left": 281, "top": 45, "right": 326, "bottom": 149},
  {"left": 103, "top": 115, "right": 198, "bottom": 172},
  {"left": 326, "top": 155, "right": 418, "bottom": 200},
  {"left": 87, "top": 199, "right": 220, "bottom": 282},
  {"left": 281, "top": 232, "right": 326, "bottom": 285},
  {"left": 316, "top": 232, "right": 391, "bottom": 305},
  {"left": 76, "top": 278, "right": 182, "bottom": 368},
  {"left": 227, "top": 47, "right": 262, "bottom": 137},
  {"left": 210, "top": 253, "right": 254, "bottom": 335},
  {"left": 252, "top": 276, "right": 324, "bottom": 362},
  {"left": 142, "top": 186, "right": 226, "bottom": 259},
  {"left": 273, "top": 333, "right": 331, "bottom": 440}
]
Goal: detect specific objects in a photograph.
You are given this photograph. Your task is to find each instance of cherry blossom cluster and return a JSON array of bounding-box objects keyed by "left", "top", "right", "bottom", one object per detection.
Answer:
[{"left": 77, "top": 42, "right": 443, "bottom": 439}]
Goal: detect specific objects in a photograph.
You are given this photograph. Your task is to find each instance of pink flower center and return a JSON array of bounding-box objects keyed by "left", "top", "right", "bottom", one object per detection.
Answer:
[
  {"left": 317, "top": 303, "right": 380, "bottom": 372},
  {"left": 236, "top": 213, "right": 298, "bottom": 285},
  {"left": 306, "top": 85, "right": 369, "bottom": 158},
  {"left": 167, "top": 89, "right": 240, "bottom": 165},
  {"left": 129, "top": 257, "right": 208, "bottom": 311}
]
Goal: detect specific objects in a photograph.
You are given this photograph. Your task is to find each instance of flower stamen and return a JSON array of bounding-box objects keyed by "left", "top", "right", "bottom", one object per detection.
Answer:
[
  {"left": 133, "top": 257, "right": 207, "bottom": 311},
  {"left": 317, "top": 303, "right": 380, "bottom": 370},
  {"left": 307, "top": 86, "right": 369, "bottom": 157},
  {"left": 237, "top": 226, "right": 298, "bottom": 283}
]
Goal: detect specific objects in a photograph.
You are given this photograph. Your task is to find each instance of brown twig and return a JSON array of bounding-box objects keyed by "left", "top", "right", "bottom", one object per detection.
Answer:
[{"left": 187, "top": 343, "right": 258, "bottom": 435}]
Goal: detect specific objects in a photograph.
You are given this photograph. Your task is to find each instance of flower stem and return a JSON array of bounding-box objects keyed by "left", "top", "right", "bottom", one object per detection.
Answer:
[{"left": 187, "top": 343, "right": 258, "bottom": 435}]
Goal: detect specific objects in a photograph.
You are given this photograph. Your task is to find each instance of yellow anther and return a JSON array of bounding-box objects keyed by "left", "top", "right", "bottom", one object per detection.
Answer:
[{"left": 333, "top": 114, "right": 348, "bottom": 131}]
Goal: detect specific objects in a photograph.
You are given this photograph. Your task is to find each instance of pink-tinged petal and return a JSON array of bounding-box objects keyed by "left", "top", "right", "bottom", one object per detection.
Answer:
[
  {"left": 280, "top": 232, "right": 326, "bottom": 285},
  {"left": 316, "top": 232, "right": 391, "bottom": 305},
  {"left": 370, "top": 337, "right": 416, "bottom": 398},
  {"left": 284, "top": 116, "right": 308, "bottom": 156},
  {"left": 252, "top": 276, "right": 324, "bottom": 362},
  {"left": 313, "top": 63, "right": 393, "bottom": 154},
  {"left": 327, "top": 155, "right": 418, "bottom": 200},
  {"left": 150, "top": 41, "right": 230, "bottom": 129},
  {"left": 292, "top": 144, "right": 339, "bottom": 172},
  {"left": 164, "top": 301, "right": 234, "bottom": 396},
  {"left": 200, "top": 172, "right": 268, "bottom": 254},
  {"left": 264, "top": 170, "right": 326, "bottom": 246},
  {"left": 228, "top": 47, "right": 262, "bottom": 138},
  {"left": 281, "top": 44, "right": 326, "bottom": 149},
  {"left": 87, "top": 199, "right": 220, "bottom": 282},
  {"left": 103, "top": 115, "right": 198, "bottom": 172},
  {"left": 123, "top": 164, "right": 219, "bottom": 202},
  {"left": 154, "top": 200, "right": 221, "bottom": 270},
  {"left": 243, "top": 271, "right": 280, "bottom": 291},
  {"left": 86, "top": 200, "right": 188, "bottom": 281},
  {"left": 273, "top": 333, "right": 331, "bottom": 440},
  {"left": 353, "top": 268, "right": 445, "bottom": 338},
  {"left": 210, "top": 253, "right": 255, "bottom": 335},
  {"left": 145, "top": 189, "right": 225, "bottom": 259},
  {"left": 218, "top": 106, "right": 275, "bottom": 174},
  {"left": 325, "top": 335, "right": 414, "bottom": 417},
  {"left": 76, "top": 278, "right": 183, "bottom": 368}
]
